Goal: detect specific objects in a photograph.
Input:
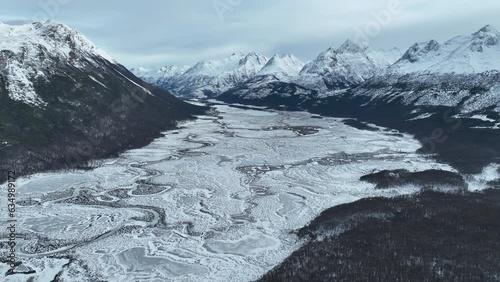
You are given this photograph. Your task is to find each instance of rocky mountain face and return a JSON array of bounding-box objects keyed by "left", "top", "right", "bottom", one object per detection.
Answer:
[
  {"left": 257, "top": 54, "right": 304, "bottom": 78},
  {"left": 140, "top": 25, "right": 500, "bottom": 115},
  {"left": 0, "top": 21, "right": 205, "bottom": 176}
]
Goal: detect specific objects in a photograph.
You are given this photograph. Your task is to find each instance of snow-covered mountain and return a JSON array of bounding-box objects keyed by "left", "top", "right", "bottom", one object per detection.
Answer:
[
  {"left": 132, "top": 24, "right": 500, "bottom": 122},
  {"left": 137, "top": 40, "right": 392, "bottom": 98},
  {"left": 0, "top": 21, "right": 116, "bottom": 107},
  {"left": 217, "top": 25, "right": 500, "bottom": 175},
  {"left": 300, "top": 39, "right": 390, "bottom": 79},
  {"left": 389, "top": 25, "right": 500, "bottom": 74},
  {"left": 149, "top": 52, "right": 269, "bottom": 98},
  {"left": 218, "top": 40, "right": 392, "bottom": 100},
  {"left": 293, "top": 39, "right": 392, "bottom": 91},
  {"left": 378, "top": 47, "right": 404, "bottom": 64},
  {"left": 0, "top": 20, "right": 203, "bottom": 175},
  {"left": 257, "top": 54, "right": 304, "bottom": 78},
  {"left": 131, "top": 65, "right": 190, "bottom": 84},
  {"left": 219, "top": 25, "right": 500, "bottom": 112}
]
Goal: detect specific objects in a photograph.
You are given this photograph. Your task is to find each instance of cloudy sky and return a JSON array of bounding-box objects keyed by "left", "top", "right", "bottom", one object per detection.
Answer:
[{"left": 1, "top": 0, "right": 500, "bottom": 68}]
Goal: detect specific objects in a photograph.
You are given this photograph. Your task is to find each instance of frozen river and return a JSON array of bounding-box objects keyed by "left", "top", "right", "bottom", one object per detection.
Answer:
[{"left": 1, "top": 103, "right": 456, "bottom": 281}]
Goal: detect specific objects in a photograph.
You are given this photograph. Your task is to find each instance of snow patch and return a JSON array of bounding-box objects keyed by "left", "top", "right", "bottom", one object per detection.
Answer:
[{"left": 4, "top": 61, "right": 47, "bottom": 107}]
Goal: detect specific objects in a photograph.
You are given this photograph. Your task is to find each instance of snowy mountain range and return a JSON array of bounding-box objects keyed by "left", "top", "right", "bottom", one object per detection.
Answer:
[
  {"left": 146, "top": 24, "right": 499, "bottom": 172},
  {"left": 136, "top": 24, "right": 500, "bottom": 122},
  {"left": 134, "top": 40, "right": 394, "bottom": 98},
  {"left": 214, "top": 25, "right": 500, "bottom": 174},
  {"left": 135, "top": 24, "right": 500, "bottom": 105},
  {"left": 388, "top": 25, "right": 500, "bottom": 75},
  {"left": 134, "top": 52, "right": 269, "bottom": 98}
]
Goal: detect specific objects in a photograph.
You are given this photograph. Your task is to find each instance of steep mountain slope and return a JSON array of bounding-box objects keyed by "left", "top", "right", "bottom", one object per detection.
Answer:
[
  {"left": 257, "top": 54, "right": 304, "bottom": 78},
  {"left": 0, "top": 21, "right": 205, "bottom": 176},
  {"left": 220, "top": 25, "right": 500, "bottom": 115}
]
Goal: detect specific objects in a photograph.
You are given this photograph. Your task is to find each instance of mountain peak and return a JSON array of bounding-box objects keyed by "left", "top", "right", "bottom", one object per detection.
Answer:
[
  {"left": 131, "top": 65, "right": 191, "bottom": 83},
  {"left": 239, "top": 52, "right": 268, "bottom": 67},
  {"left": 257, "top": 53, "right": 304, "bottom": 77},
  {"left": 337, "top": 39, "right": 366, "bottom": 53},
  {"left": 0, "top": 20, "right": 115, "bottom": 63},
  {"left": 32, "top": 19, "right": 69, "bottom": 29},
  {"left": 472, "top": 24, "right": 500, "bottom": 44}
]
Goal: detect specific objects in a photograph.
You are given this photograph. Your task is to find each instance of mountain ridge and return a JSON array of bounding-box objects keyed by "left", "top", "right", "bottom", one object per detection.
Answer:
[{"left": 135, "top": 24, "right": 500, "bottom": 99}]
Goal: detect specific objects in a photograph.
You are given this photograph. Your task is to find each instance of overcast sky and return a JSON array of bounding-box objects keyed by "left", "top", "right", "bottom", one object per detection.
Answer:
[{"left": 1, "top": 0, "right": 500, "bottom": 68}]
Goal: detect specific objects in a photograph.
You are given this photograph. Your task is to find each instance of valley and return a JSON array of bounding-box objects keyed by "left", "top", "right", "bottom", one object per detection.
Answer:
[{"left": 2, "top": 103, "right": 488, "bottom": 281}]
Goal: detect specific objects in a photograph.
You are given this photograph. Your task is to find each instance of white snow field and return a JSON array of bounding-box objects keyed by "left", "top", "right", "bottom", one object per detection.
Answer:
[{"left": 1, "top": 104, "right": 460, "bottom": 282}]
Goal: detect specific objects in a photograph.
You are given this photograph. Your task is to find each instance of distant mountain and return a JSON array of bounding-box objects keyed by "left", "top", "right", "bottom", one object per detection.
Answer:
[
  {"left": 389, "top": 25, "right": 500, "bottom": 74},
  {"left": 257, "top": 54, "right": 304, "bottom": 78},
  {"left": 300, "top": 39, "right": 390, "bottom": 82},
  {"left": 0, "top": 21, "right": 204, "bottom": 175},
  {"left": 137, "top": 40, "right": 393, "bottom": 99},
  {"left": 218, "top": 40, "right": 391, "bottom": 101},
  {"left": 131, "top": 65, "right": 190, "bottom": 84},
  {"left": 142, "top": 52, "right": 269, "bottom": 98},
  {"left": 378, "top": 47, "right": 404, "bottom": 64},
  {"left": 291, "top": 39, "right": 391, "bottom": 91},
  {"left": 219, "top": 25, "right": 500, "bottom": 113},
  {"left": 351, "top": 25, "right": 500, "bottom": 115}
]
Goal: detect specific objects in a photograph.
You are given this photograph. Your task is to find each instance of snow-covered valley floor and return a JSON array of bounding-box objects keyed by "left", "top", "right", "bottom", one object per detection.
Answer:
[{"left": 1, "top": 104, "right": 465, "bottom": 281}]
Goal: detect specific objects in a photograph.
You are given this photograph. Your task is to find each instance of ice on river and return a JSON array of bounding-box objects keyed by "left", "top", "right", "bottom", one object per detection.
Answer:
[{"left": 1, "top": 104, "right": 456, "bottom": 281}]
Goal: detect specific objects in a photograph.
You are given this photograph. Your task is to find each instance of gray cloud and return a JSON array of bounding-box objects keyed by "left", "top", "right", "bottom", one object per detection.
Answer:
[{"left": 1, "top": 0, "right": 499, "bottom": 68}]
